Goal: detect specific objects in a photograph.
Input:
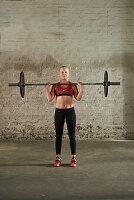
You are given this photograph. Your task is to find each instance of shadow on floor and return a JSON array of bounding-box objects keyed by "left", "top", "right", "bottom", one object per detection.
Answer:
[{"left": 0, "top": 163, "right": 71, "bottom": 167}]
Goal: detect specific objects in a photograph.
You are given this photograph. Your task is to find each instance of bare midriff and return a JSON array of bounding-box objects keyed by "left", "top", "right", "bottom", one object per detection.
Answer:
[{"left": 56, "top": 96, "right": 74, "bottom": 109}]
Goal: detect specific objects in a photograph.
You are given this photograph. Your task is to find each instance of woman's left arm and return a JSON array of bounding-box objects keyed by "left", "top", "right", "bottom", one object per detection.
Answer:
[{"left": 73, "top": 82, "right": 83, "bottom": 101}]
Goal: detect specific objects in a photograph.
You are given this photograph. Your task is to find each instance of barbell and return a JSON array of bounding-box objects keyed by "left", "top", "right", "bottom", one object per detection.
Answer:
[{"left": 8, "top": 71, "right": 120, "bottom": 98}]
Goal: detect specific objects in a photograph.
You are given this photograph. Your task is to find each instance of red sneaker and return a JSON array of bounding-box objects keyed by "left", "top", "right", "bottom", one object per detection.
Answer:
[
  {"left": 70, "top": 158, "right": 77, "bottom": 167},
  {"left": 54, "top": 157, "right": 61, "bottom": 167}
]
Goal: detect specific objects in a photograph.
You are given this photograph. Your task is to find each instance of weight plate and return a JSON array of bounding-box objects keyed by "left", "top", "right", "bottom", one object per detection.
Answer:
[
  {"left": 19, "top": 71, "right": 25, "bottom": 98},
  {"left": 104, "top": 71, "right": 108, "bottom": 97}
]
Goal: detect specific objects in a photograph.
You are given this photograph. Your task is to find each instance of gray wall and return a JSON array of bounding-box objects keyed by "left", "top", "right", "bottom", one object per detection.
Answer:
[{"left": 0, "top": 0, "right": 134, "bottom": 140}]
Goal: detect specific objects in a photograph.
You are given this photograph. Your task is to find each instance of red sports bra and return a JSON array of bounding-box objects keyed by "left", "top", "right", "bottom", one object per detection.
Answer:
[{"left": 55, "top": 82, "right": 74, "bottom": 96}]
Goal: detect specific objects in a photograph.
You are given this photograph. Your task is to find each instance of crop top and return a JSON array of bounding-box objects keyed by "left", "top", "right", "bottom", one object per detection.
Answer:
[{"left": 55, "top": 82, "right": 74, "bottom": 96}]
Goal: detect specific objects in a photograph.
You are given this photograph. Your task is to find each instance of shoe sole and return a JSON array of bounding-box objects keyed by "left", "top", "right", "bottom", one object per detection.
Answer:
[{"left": 54, "top": 162, "right": 61, "bottom": 167}]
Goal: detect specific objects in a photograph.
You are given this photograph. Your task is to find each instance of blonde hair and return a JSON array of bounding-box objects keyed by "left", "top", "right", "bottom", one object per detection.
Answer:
[{"left": 60, "top": 66, "right": 69, "bottom": 70}]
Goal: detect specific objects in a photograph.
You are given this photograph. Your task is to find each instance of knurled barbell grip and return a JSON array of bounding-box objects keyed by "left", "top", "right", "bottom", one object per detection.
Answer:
[
  {"left": 25, "top": 82, "right": 120, "bottom": 86},
  {"left": 25, "top": 83, "right": 103, "bottom": 86}
]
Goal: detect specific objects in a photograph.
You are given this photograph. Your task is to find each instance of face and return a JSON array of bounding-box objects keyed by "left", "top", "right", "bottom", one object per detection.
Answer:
[{"left": 59, "top": 67, "right": 69, "bottom": 81}]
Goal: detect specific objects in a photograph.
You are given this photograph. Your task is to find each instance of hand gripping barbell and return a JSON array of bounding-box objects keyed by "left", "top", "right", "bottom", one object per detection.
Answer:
[{"left": 8, "top": 71, "right": 120, "bottom": 98}]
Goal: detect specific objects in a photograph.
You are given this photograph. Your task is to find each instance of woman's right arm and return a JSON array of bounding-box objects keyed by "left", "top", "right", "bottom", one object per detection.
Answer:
[{"left": 45, "top": 83, "right": 55, "bottom": 102}]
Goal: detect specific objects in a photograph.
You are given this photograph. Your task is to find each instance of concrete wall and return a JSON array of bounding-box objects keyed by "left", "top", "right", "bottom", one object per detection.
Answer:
[{"left": 0, "top": 0, "right": 134, "bottom": 140}]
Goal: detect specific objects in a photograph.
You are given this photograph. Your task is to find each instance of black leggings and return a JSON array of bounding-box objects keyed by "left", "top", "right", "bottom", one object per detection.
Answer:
[{"left": 54, "top": 107, "right": 76, "bottom": 155}]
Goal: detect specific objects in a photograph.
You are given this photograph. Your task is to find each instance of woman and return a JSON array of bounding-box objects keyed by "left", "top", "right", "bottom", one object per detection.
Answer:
[{"left": 45, "top": 66, "right": 83, "bottom": 167}]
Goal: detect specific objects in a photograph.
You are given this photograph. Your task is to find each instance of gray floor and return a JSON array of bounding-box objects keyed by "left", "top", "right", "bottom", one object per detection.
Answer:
[{"left": 0, "top": 140, "right": 134, "bottom": 200}]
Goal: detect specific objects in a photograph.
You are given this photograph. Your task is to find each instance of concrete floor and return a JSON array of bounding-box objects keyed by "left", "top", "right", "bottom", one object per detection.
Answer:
[{"left": 0, "top": 140, "right": 134, "bottom": 200}]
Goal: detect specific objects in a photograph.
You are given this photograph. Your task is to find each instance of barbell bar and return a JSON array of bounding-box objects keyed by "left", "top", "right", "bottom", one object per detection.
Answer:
[{"left": 8, "top": 71, "right": 120, "bottom": 98}]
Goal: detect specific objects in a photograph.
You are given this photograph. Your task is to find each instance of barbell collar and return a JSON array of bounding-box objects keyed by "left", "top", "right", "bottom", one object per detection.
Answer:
[
  {"left": 103, "top": 81, "right": 110, "bottom": 87},
  {"left": 18, "top": 82, "right": 25, "bottom": 87}
]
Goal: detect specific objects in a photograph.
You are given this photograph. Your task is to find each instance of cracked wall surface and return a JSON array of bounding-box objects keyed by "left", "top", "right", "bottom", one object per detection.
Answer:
[{"left": 0, "top": 0, "right": 134, "bottom": 140}]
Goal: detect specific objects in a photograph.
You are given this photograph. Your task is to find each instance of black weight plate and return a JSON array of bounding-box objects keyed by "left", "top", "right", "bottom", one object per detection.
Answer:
[
  {"left": 104, "top": 71, "right": 108, "bottom": 97},
  {"left": 20, "top": 71, "right": 25, "bottom": 98}
]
